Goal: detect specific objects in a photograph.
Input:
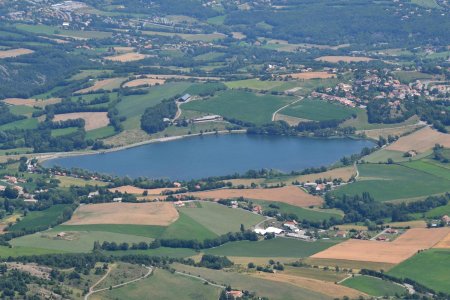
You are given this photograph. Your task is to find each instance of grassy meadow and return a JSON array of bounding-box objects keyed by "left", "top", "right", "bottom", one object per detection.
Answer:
[
  {"left": 388, "top": 249, "right": 450, "bottom": 294},
  {"left": 94, "top": 268, "right": 222, "bottom": 300},
  {"left": 11, "top": 229, "right": 154, "bottom": 253},
  {"left": 204, "top": 237, "right": 338, "bottom": 258},
  {"left": 9, "top": 205, "right": 72, "bottom": 232},
  {"left": 179, "top": 202, "right": 265, "bottom": 235},
  {"left": 280, "top": 98, "right": 361, "bottom": 121},
  {"left": 341, "top": 275, "right": 406, "bottom": 296},
  {"left": 333, "top": 163, "right": 450, "bottom": 202},
  {"left": 182, "top": 90, "right": 294, "bottom": 125}
]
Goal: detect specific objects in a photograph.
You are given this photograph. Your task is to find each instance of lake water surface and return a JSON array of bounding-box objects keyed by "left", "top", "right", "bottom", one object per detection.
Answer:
[{"left": 44, "top": 134, "right": 374, "bottom": 180}]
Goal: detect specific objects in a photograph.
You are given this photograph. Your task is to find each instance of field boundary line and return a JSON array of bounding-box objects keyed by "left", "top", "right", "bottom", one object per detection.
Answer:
[
  {"left": 85, "top": 266, "right": 153, "bottom": 300},
  {"left": 175, "top": 270, "right": 226, "bottom": 289},
  {"left": 336, "top": 273, "right": 354, "bottom": 284}
]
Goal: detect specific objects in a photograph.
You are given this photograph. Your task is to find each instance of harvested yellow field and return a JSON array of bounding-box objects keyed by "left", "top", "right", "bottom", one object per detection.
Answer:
[
  {"left": 65, "top": 202, "right": 179, "bottom": 226},
  {"left": 109, "top": 185, "right": 180, "bottom": 195},
  {"left": 53, "top": 112, "right": 109, "bottom": 131},
  {"left": 312, "top": 228, "right": 450, "bottom": 264},
  {"left": 75, "top": 78, "right": 126, "bottom": 94},
  {"left": 105, "top": 52, "right": 147, "bottom": 62},
  {"left": 433, "top": 232, "right": 450, "bottom": 249},
  {"left": 386, "top": 126, "right": 450, "bottom": 153},
  {"left": 315, "top": 56, "right": 373, "bottom": 63},
  {"left": 252, "top": 272, "right": 366, "bottom": 299},
  {"left": 284, "top": 72, "right": 336, "bottom": 79},
  {"left": 3, "top": 97, "right": 61, "bottom": 108},
  {"left": 186, "top": 186, "right": 323, "bottom": 207},
  {"left": 0, "top": 48, "right": 34, "bottom": 59},
  {"left": 292, "top": 166, "right": 356, "bottom": 183},
  {"left": 123, "top": 78, "right": 166, "bottom": 88},
  {"left": 387, "top": 220, "right": 427, "bottom": 228},
  {"left": 231, "top": 32, "right": 246, "bottom": 39},
  {"left": 357, "top": 124, "right": 422, "bottom": 140}
]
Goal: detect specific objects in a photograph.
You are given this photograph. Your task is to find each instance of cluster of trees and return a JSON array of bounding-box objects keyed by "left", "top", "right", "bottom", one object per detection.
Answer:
[
  {"left": 224, "top": 0, "right": 450, "bottom": 47},
  {"left": 247, "top": 120, "right": 356, "bottom": 138},
  {"left": 324, "top": 192, "right": 450, "bottom": 224},
  {"left": 433, "top": 144, "right": 449, "bottom": 163},
  {"left": 199, "top": 254, "right": 233, "bottom": 270},
  {"left": 0, "top": 268, "right": 50, "bottom": 298},
  {"left": 100, "top": 230, "right": 259, "bottom": 252},
  {"left": 0, "top": 104, "right": 25, "bottom": 126},
  {"left": 140, "top": 99, "right": 177, "bottom": 134}
]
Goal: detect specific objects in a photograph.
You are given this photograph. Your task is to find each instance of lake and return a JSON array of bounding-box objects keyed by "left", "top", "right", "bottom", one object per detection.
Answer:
[{"left": 44, "top": 134, "right": 374, "bottom": 180}]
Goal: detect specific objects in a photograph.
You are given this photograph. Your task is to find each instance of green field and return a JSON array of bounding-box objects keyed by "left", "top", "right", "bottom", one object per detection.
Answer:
[
  {"left": 410, "top": 0, "right": 441, "bottom": 9},
  {"left": 57, "top": 224, "right": 166, "bottom": 239},
  {"left": 9, "top": 105, "right": 37, "bottom": 116},
  {"left": 15, "top": 24, "right": 112, "bottom": 39},
  {"left": 161, "top": 212, "right": 217, "bottom": 240},
  {"left": 224, "top": 79, "right": 305, "bottom": 93},
  {"left": 205, "top": 237, "right": 338, "bottom": 258},
  {"left": 341, "top": 110, "right": 420, "bottom": 130},
  {"left": 254, "top": 201, "right": 343, "bottom": 222},
  {"left": 9, "top": 205, "right": 72, "bottom": 232},
  {"left": 333, "top": 163, "right": 450, "bottom": 202},
  {"left": 0, "top": 246, "right": 65, "bottom": 258},
  {"left": 85, "top": 126, "right": 116, "bottom": 140},
  {"left": 173, "top": 264, "right": 330, "bottom": 300},
  {"left": 388, "top": 249, "right": 450, "bottom": 294},
  {"left": 402, "top": 159, "right": 450, "bottom": 181},
  {"left": 183, "top": 82, "right": 227, "bottom": 96},
  {"left": 182, "top": 90, "right": 294, "bottom": 125},
  {"left": 107, "top": 247, "right": 197, "bottom": 258},
  {"left": 11, "top": 230, "right": 153, "bottom": 253},
  {"left": 179, "top": 202, "right": 265, "bottom": 235},
  {"left": 117, "top": 82, "right": 191, "bottom": 118},
  {"left": 51, "top": 127, "right": 79, "bottom": 137},
  {"left": 0, "top": 118, "right": 38, "bottom": 130},
  {"left": 280, "top": 98, "right": 360, "bottom": 121},
  {"left": 394, "top": 71, "right": 434, "bottom": 83},
  {"left": 95, "top": 268, "right": 222, "bottom": 300},
  {"left": 341, "top": 275, "right": 406, "bottom": 296}
]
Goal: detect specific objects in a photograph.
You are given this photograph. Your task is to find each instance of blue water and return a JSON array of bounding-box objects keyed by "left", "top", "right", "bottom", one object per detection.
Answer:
[{"left": 44, "top": 134, "right": 373, "bottom": 180}]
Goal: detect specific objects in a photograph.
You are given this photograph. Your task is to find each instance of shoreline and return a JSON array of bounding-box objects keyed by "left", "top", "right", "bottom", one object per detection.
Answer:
[{"left": 37, "top": 129, "right": 247, "bottom": 163}]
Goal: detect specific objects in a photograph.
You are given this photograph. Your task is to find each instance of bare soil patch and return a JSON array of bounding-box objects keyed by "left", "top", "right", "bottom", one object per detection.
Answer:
[
  {"left": 109, "top": 185, "right": 180, "bottom": 195},
  {"left": 231, "top": 32, "right": 246, "bottom": 40},
  {"left": 315, "top": 56, "right": 373, "bottom": 63},
  {"left": 75, "top": 78, "right": 126, "bottom": 94},
  {"left": 123, "top": 78, "right": 166, "bottom": 88},
  {"left": 283, "top": 72, "right": 336, "bottom": 79},
  {"left": 3, "top": 97, "right": 61, "bottom": 108},
  {"left": 105, "top": 52, "right": 147, "bottom": 62},
  {"left": 185, "top": 186, "right": 323, "bottom": 207},
  {"left": 65, "top": 202, "right": 179, "bottom": 226},
  {"left": 7, "top": 263, "right": 51, "bottom": 279},
  {"left": 253, "top": 272, "right": 366, "bottom": 299},
  {"left": 386, "top": 126, "right": 450, "bottom": 153},
  {"left": 312, "top": 228, "right": 450, "bottom": 264},
  {"left": 0, "top": 48, "right": 34, "bottom": 59},
  {"left": 273, "top": 114, "right": 305, "bottom": 126},
  {"left": 53, "top": 112, "right": 109, "bottom": 131}
]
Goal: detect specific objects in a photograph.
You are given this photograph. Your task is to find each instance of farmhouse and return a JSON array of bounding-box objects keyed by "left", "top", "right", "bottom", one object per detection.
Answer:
[
  {"left": 254, "top": 227, "right": 284, "bottom": 235},
  {"left": 283, "top": 221, "right": 299, "bottom": 232},
  {"left": 226, "top": 290, "right": 243, "bottom": 299},
  {"left": 179, "top": 94, "right": 191, "bottom": 102},
  {"left": 442, "top": 215, "right": 450, "bottom": 225}
]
